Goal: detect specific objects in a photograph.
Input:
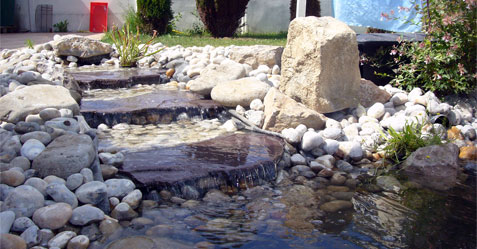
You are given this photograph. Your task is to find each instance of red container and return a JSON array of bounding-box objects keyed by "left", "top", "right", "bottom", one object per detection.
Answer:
[{"left": 90, "top": 2, "right": 108, "bottom": 32}]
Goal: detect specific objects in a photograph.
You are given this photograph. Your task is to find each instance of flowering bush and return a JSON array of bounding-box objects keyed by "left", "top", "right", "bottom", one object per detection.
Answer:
[{"left": 387, "top": 0, "right": 476, "bottom": 94}]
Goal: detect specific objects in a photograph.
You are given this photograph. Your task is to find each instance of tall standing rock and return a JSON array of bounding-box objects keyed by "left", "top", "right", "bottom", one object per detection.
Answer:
[{"left": 280, "top": 16, "right": 360, "bottom": 113}]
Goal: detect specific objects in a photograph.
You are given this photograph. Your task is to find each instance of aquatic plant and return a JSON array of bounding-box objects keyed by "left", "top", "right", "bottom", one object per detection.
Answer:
[
  {"left": 109, "top": 24, "right": 163, "bottom": 67},
  {"left": 380, "top": 119, "right": 443, "bottom": 163}
]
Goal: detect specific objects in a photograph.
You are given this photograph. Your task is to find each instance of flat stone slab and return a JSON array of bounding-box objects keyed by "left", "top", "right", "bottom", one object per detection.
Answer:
[
  {"left": 120, "top": 133, "right": 284, "bottom": 195},
  {"left": 68, "top": 68, "right": 168, "bottom": 90},
  {"left": 80, "top": 90, "right": 225, "bottom": 128},
  {"left": 357, "top": 33, "right": 425, "bottom": 46}
]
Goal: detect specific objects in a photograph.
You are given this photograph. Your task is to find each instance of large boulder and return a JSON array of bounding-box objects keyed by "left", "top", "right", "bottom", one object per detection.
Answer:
[
  {"left": 402, "top": 143, "right": 460, "bottom": 191},
  {"left": 188, "top": 59, "right": 246, "bottom": 96},
  {"left": 54, "top": 35, "right": 113, "bottom": 63},
  {"left": 262, "top": 88, "right": 326, "bottom": 132},
  {"left": 32, "top": 134, "right": 95, "bottom": 179},
  {"left": 279, "top": 16, "right": 360, "bottom": 113},
  {"left": 0, "top": 85, "right": 79, "bottom": 123},
  {"left": 228, "top": 45, "right": 284, "bottom": 69},
  {"left": 358, "top": 79, "right": 391, "bottom": 108},
  {"left": 210, "top": 77, "right": 271, "bottom": 107}
]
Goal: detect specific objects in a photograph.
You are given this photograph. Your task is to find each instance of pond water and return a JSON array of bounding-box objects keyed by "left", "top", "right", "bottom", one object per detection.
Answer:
[{"left": 83, "top": 85, "right": 476, "bottom": 249}]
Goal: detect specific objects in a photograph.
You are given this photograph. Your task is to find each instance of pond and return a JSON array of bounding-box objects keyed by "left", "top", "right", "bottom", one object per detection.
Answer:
[{"left": 80, "top": 82, "right": 475, "bottom": 249}]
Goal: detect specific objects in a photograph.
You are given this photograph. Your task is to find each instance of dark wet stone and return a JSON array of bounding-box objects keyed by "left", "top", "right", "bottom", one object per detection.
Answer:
[
  {"left": 80, "top": 90, "right": 225, "bottom": 128},
  {"left": 121, "top": 133, "right": 284, "bottom": 197},
  {"left": 68, "top": 68, "right": 168, "bottom": 90}
]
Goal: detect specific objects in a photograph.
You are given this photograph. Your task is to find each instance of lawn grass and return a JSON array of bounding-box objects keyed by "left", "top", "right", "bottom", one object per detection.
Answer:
[{"left": 102, "top": 31, "right": 288, "bottom": 47}]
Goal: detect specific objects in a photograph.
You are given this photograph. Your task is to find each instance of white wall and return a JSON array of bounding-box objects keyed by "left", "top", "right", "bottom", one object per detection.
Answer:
[
  {"left": 13, "top": 0, "right": 337, "bottom": 34},
  {"left": 172, "top": 0, "right": 334, "bottom": 34},
  {"left": 15, "top": 0, "right": 136, "bottom": 32}
]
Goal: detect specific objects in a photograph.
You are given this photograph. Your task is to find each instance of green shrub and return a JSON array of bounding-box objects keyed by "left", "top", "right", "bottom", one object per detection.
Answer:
[
  {"left": 289, "top": 0, "right": 321, "bottom": 21},
  {"left": 109, "top": 24, "right": 163, "bottom": 67},
  {"left": 54, "top": 20, "right": 69, "bottom": 32},
  {"left": 388, "top": 0, "right": 476, "bottom": 94},
  {"left": 137, "top": 0, "right": 173, "bottom": 35},
  {"left": 196, "top": 0, "right": 250, "bottom": 37}
]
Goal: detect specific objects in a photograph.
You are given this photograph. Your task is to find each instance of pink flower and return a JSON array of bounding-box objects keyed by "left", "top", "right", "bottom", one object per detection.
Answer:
[
  {"left": 419, "top": 42, "right": 426, "bottom": 48},
  {"left": 458, "top": 63, "right": 466, "bottom": 76},
  {"left": 398, "top": 6, "right": 411, "bottom": 12},
  {"left": 425, "top": 55, "right": 431, "bottom": 64},
  {"left": 442, "top": 34, "right": 451, "bottom": 42},
  {"left": 442, "top": 15, "right": 454, "bottom": 26},
  {"left": 390, "top": 49, "right": 398, "bottom": 55},
  {"left": 433, "top": 72, "right": 442, "bottom": 80}
]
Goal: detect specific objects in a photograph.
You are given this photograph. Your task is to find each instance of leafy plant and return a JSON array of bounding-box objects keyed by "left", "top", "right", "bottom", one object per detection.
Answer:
[
  {"left": 53, "top": 20, "right": 69, "bottom": 32},
  {"left": 187, "top": 10, "right": 208, "bottom": 36},
  {"left": 24, "top": 39, "right": 34, "bottom": 49},
  {"left": 196, "top": 0, "right": 250, "bottom": 37},
  {"left": 109, "top": 24, "right": 163, "bottom": 67},
  {"left": 384, "top": 0, "right": 476, "bottom": 94},
  {"left": 137, "top": 0, "right": 173, "bottom": 35},
  {"left": 380, "top": 119, "right": 444, "bottom": 163}
]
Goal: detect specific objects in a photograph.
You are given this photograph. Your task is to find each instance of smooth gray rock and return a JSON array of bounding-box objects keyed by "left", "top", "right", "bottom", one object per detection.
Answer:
[
  {"left": 21, "top": 139, "right": 45, "bottom": 161},
  {"left": 290, "top": 153, "right": 307, "bottom": 166},
  {"left": 121, "top": 189, "right": 142, "bottom": 209},
  {"left": 104, "top": 179, "right": 135, "bottom": 198},
  {"left": 0, "top": 210, "right": 15, "bottom": 234},
  {"left": 0, "top": 184, "right": 13, "bottom": 201},
  {"left": 1, "top": 185, "right": 44, "bottom": 217},
  {"left": 47, "top": 230, "right": 77, "bottom": 248},
  {"left": 11, "top": 217, "right": 35, "bottom": 232},
  {"left": 20, "top": 131, "right": 52, "bottom": 145},
  {"left": 336, "top": 160, "right": 354, "bottom": 173},
  {"left": 75, "top": 181, "right": 107, "bottom": 205},
  {"left": 110, "top": 202, "right": 138, "bottom": 221},
  {"left": 45, "top": 183, "right": 78, "bottom": 208},
  {"left": 32, "top": 134, "right": 95, "bottom": 179},
  {"left": 39, "top": 108, "right": 61, "bottom": 121},
  {"left": 20, "top": 225, "right": 39, "bottom": 248},
  {"left": 66, "top": 173, "right": 83, "bottom": 191},
  {"left": 80, "top": 168, "right": 94, "bottom": 183},
  {"left": 70, "top": 205, "right": 105, "bottom": 226},
  {"left": 14, "top": 122, "right": 41, "bottom": 134},
  {"left": 9, "top": 156, "right": 31, "bottom": 171}
]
